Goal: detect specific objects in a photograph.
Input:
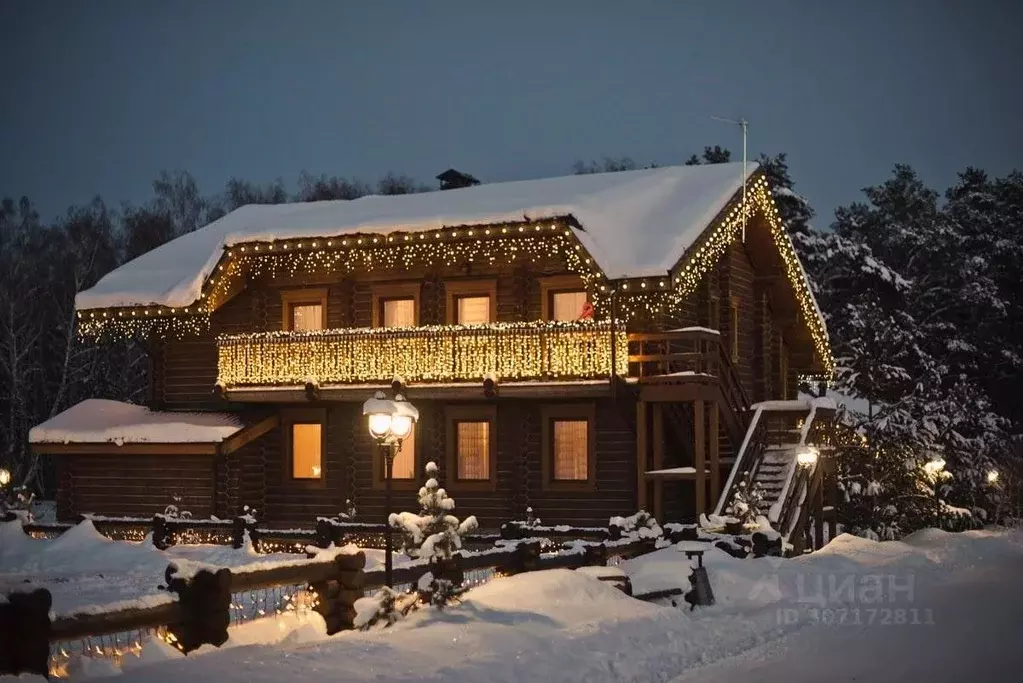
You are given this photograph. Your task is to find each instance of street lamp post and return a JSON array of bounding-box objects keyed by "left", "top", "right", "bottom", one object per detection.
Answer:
[{"left": 363, "top": 391, "right": 418, "bottom": 588}]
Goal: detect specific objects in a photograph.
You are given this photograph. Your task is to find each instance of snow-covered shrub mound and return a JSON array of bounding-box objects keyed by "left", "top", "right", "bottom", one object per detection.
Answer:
[{"left": 459, "top": 568, "right": 663, "bottom": 626}]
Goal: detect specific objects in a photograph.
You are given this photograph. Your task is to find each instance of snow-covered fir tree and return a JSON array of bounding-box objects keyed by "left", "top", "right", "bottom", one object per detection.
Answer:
[
  {"left": 389, "top": 462, "right": 479, "bottom": 606},
  {"left": 725, "top": 479, "right": 765, "bottom": 526}
]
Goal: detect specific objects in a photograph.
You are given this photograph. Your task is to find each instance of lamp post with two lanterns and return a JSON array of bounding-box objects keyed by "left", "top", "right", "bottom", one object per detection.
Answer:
[{"left": 362, "top": 391, "right": 418, "bottom": 589}]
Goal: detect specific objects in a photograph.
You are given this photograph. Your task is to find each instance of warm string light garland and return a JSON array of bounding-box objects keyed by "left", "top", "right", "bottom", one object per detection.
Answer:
[
  {"left": 74, "top": 177, "right": 832, "bottom": 376},
  {"left": 217, "top": 320, "right": 629, "bottom": 387}
]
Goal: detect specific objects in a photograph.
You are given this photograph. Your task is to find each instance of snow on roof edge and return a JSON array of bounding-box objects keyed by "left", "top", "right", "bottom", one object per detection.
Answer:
[
  {"left": 29, "top": 399, "right": 244, "bottom": 445},
  {"left": 75, "top": 163, "right": 758, "bottom": 310}
]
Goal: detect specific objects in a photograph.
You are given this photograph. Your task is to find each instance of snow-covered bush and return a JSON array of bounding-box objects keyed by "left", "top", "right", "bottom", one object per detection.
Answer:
[
  {"left": 163, "top": 494, "right": 192, "bottom": 519},
  {"left": 338, "top": 498, "right": 357, "bottom": 522},
  {"left": 353, "top": 586, "right": 418, "bottom": 630},
  {"left": 389, "top": 461, "right": 478, "bottom": 606},
  {"left": 0, "top": 484, "right": 34, "bottom": 521},
  {"left": 609, "top": 510, "right": 662, "bottom": 540},
  {"left": 725, "top": 479, "right": 764, "bottom": 526}
]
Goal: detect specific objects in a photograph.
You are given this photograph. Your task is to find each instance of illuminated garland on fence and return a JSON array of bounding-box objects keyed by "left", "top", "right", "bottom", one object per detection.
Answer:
[
  {"left": 217, "top": 320, "right": 629, "bottom": 387},
  {"left": 75, "top": 175, "right": 833, "bottom": 376}
]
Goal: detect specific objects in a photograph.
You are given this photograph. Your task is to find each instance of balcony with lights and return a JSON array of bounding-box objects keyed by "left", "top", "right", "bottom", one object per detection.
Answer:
[{"left": 213, "top": 322, "right": 746, "bottom": 402}]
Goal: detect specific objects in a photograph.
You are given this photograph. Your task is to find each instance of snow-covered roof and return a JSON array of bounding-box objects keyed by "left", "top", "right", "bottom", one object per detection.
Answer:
[
  {"left": 28, "top": 399, "right": 243, "bottom": 445},
  {"left": 76, "top": 163, "right": 757, "bottom": 310}
]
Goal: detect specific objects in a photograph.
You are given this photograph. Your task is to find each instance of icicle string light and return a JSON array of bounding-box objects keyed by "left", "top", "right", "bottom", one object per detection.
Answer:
[
  {"left": 75, "top": 179, "right": 832, "bottom": 375},
  {"left": 217, "top": 320, "right": 629, "bottom": 387}
]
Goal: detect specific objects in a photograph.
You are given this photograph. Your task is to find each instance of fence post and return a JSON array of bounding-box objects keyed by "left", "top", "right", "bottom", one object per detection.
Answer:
[
  {"left": 312, "top": 550, "right": 366, "bottom": 635},
  {"left": 152, "top": 515, "right": 171, "bottom": 550},
  {"left": 314, "top": 518, "right": 336, "bottom": 549},
  {"left": 499, "top": 540, "right": 540, "bottom": 575},
  {"left": 0, "top": 588, "right": 51, "bottom": 677},
  {"left": 582, "top": 543, "right": 608, "bottom": 567},
  {"left": 166, "top": 567, "right": 232, "bottom": 653}
]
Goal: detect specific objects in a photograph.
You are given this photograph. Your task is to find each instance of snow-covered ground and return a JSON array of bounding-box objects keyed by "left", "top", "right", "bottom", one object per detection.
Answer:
[{"left": 4, "top": 525, "right": 1021, "bottom": 682}]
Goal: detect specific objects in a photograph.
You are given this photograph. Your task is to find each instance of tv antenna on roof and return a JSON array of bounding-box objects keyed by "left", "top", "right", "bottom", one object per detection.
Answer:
[{"left": 711, "top": 116, "right": 749, "bottom": 241}]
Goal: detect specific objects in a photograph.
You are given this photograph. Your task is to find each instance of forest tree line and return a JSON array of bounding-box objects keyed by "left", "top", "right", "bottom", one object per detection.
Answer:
[{"left": 1, "top": 150, "right": 1020, "bottom": 536}]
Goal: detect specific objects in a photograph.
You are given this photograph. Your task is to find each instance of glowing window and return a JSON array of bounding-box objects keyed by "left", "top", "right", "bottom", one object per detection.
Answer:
[
  {"left": 290, "top": 303, "right": 323, "bottom": 331},
  {"left": 292, "top": 424, "right": 322, "bottom": 479},
  {"left": 551, "top": 291, "right": 588, "bottom": 321},
  {"left": 391, "top": 428, "right": 415, "bottom": 479},
  {"left": 382, "top": 298, "right": 416, "bottom": 327},
  {"left": 552, "top": 420, "right": 588, "bottom": 480},
  {"left": 455, "top": 421, "right": 490, "bottom": 480},
  {"left": 456, "top": 296, "right": 491, "bottom": 325}
]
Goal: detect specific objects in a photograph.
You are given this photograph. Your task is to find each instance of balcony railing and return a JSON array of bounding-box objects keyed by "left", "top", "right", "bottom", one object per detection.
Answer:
[{"left": 217, "top": 321, "right": 629, "bottom": 387}]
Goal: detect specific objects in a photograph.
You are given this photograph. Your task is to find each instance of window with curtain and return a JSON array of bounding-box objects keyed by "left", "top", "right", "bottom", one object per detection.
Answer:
[
  {"left": 456, "top": 296, "right": 490, "bottom": 325},
  {"left": 552, "top": 419, "right": 588, "bottom": 480},
  {"left": 382, "top": 298, "right": 416, "bottom": 327},
  {"left": 455, "top": 421, "right": 490, "bottom": 480},
  {"left": 290, "top": 303, "right": 324, "bottom": 331},
  {"left": 551, "top": 291, "right": 588, "bottom": 321},
  {"left": 291, "top": 423, "right": 322, "bottom": 479},
  {"left": 391, "top": 429, "right": 415, "bottom": 479}
]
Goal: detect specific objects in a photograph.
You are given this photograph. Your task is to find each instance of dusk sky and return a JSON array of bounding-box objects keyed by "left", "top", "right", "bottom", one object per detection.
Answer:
[{"left": 1, "top": 1, "right": 1020, "bottom": 225}]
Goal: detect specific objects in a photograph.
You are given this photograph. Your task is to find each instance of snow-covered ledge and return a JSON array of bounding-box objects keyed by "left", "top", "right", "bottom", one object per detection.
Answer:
[{"left": 29, "top": 399, "right": 243, "bottom": 449}]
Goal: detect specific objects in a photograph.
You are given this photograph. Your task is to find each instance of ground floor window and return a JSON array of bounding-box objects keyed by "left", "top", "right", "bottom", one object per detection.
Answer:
[
  {"left": 445, "top": 404, "right": 497, "bottom": 491},
  {"left": 541, "top": 403, "right": 596, "bottom": 490},
  {"left": 283, "top": 408, "right": 326, "bottom": 486}
]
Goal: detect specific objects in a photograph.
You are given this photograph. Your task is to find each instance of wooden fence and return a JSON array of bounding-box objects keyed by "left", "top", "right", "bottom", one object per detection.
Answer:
[{"left": 1, "top": 533, "right": 669, "bottom": 678}]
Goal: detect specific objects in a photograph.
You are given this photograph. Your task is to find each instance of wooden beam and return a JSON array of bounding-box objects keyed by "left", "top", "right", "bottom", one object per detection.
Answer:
[
  {"left": 31, "top": 442, "right": 219, "bottom": 456},
  {"left": 219, "top": 414, "right": 280, "bottom": 455},
  {"left": 709, "top": 402, "right": 720, "bottom": 510},
  {"left": 636, "top": 401, "right": 648, "bottom": 513},
  {"left": 226, "top": 380, "right": 612, "bottom": 403},
  {"left": 693, "top": 400, "right": 706, "bottom": 518},
  {"left": 652, "top": 403, "right": 664, "bottom": 523}
]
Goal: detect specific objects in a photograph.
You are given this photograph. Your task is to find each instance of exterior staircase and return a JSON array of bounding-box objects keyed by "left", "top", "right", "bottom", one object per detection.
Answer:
[{"left": 713, "top": 396, "right": 837, "bottom": 553}]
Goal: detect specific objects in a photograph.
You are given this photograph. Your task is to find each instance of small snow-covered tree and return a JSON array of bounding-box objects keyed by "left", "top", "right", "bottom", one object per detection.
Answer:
[
  {"left": 389, "top": 462, "right": 478, "bottom": 606},
  {"left": 725, "top": 479, "right": 765, "bottom": 526}
]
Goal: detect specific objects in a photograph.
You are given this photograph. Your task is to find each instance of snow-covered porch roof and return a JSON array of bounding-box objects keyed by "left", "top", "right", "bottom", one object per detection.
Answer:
[{"left": 28, "top": 399, "right": 275, "bottom": 455}]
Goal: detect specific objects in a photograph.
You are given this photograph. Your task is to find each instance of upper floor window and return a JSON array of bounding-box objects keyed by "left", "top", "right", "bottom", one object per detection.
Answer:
[
  {"left": 445, "top": 280, "right": 497, "bottom": 325},
  {"left": 382, "top": 298, "right": 416, "bottom": 327},
  {"left": 540, "top": 275, "right": 588, "bottom": 322},
  {"left": 372, "top": 283, "right": 420, "bottom": 328},
  {"left": 281, "top": 289, "right": 327, "bottom": 331}
]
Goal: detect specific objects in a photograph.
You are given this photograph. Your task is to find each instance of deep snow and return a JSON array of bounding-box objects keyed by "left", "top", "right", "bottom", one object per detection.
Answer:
[{"left": 2, "top": 527, "right": 1013, "bottom": 683}]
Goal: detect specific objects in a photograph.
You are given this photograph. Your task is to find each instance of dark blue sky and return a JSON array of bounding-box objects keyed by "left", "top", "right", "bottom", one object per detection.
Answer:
[{"left": 2, "top": 1, "right": 1020, "bottom": 225}]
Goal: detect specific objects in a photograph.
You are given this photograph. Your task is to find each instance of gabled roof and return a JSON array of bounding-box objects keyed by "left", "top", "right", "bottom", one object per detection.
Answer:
[{"left": 75, "top": 163, "right": 757, "bottom": 310}]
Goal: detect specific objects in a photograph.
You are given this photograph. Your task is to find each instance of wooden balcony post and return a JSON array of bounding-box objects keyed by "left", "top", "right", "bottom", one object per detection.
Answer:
[
  {"left": 694, "top": 400, "right": 706, "bottom": 518},
  {"left": 813, "top": 468, "right": 825, "bottom": 550},
  {"left": 636, "top": 401, "right": 648, "bottom": 513},
  {"left": 652, "top": 403, "right": 664, "bottom": 522},
  {"left": 709, "top": 401, "right": 720, "bottom": 510}
]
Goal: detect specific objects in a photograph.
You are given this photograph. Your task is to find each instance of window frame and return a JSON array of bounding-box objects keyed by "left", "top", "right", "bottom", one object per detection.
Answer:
[
  {"left": 540, "top": 403, "right": 596, "bottom": 491},
  {"left": 372, "top": 282, "right": 421, "bottom": 328},
  {"left": 444, "top": 279, "right": 497, "bottom": 325},
  {"left": 540, "top": 275, "right": 588, "bottom": 322},
  {"left": 709, "top": 295, "right": 721, "bottom": 332},
  {"left": 444, "top": 404, "right": 498, "bottom": 492},
  {"left": 281, "top": 407, "right": 327, "bottom": 489},
  {"left": 280, "top": 288, "right": 329, "bottom": 331}
]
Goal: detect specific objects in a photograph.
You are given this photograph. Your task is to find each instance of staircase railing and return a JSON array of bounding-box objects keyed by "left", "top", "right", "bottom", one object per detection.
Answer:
[{"left": 712, "top": 404, "right": 767, "bottom": 517}]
